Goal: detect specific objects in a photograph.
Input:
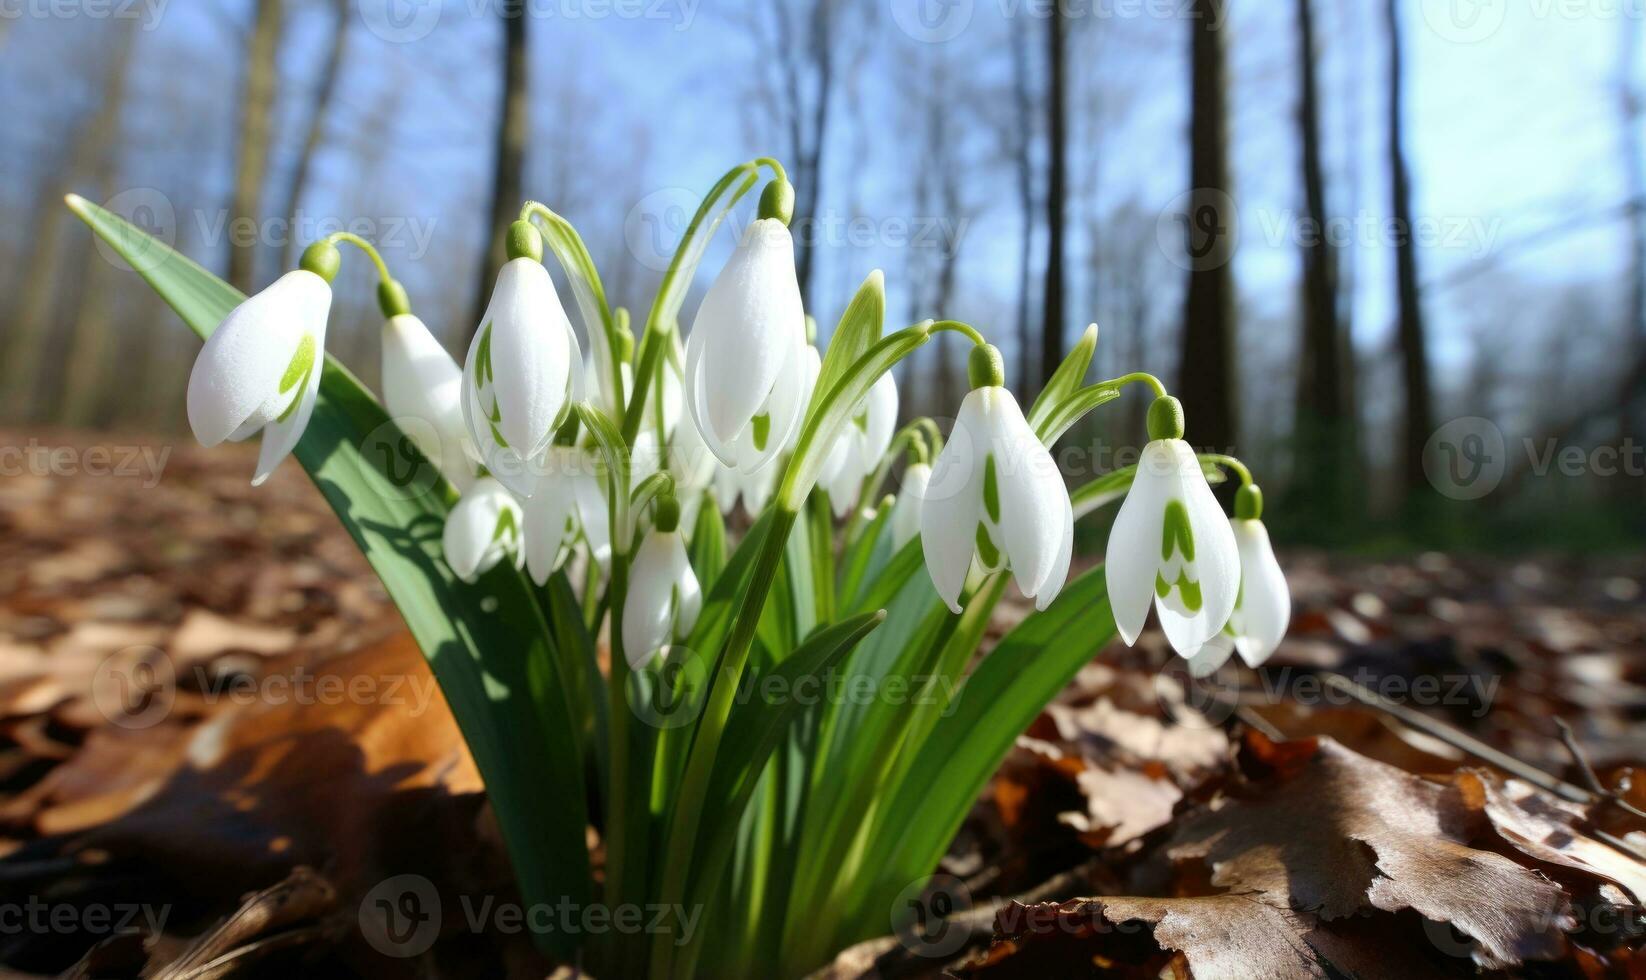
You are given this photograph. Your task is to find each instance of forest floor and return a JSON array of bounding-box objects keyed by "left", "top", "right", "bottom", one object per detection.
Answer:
[{"left": 0, "top": 429, "right": 1643, "bottom": 978}]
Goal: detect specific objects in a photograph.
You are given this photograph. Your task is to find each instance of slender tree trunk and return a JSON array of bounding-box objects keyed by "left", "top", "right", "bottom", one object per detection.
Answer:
[
  {"left": 227, "top": 0, "right": 284, "bottom": 292},
  {"left": 1385, "top": 0, "right": 1433, "bottom": 495},
  {"left": 277, "top": 0, "right": 351, "bottom": 269},
  {"left": 1010, "top": 25, "right": 1037, "bottom": 395},
  {"left": 1176, "top": 0, "right": 1238, "bottom": 451},
  {"left": 1290, "top": 0, "right": 1351, "bottom": 530},
  {"left": 1619, "top": 18, "right": 1646, "bottom": 431},
  {"left": 1039, "top": 5, "right": 1069, "bottom": 391},
  {"left": 792, "top": 0, "right": 834, "bottom": 306},
  {"left": 472, "top": 0, "right": 529, "bottom": 339}
]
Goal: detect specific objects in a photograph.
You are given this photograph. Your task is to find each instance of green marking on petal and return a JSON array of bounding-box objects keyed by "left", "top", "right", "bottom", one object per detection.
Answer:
[
  {"left": 852, "top": 410, "right": 869, "bottom": 433},
  {"left": 476, "top": 322, "right": 494, "bottom": 390},
  {"left": 975, "top": 522, "right": 1000, "bottom": 568},
  {"left": 982, "top": 454, "right": 1000, "bottom": 523},
  {"left": 1161, "top": 499, "right": 1195, "bottom": 562},
  {"left": 751, "top": 413, "right": 771, "bottom": 452},
  {"left": 492, "top": 505, "right": 519, "bottom": 545},
  {"left": 1176, "top": 573, "right": 1203, "bottom": 612},
  {"left": 279, "top": 334, "right": 316, "bottom": 395},
  {"left": 1155, "top": 571, "right": 1171, "bottom": 599}
]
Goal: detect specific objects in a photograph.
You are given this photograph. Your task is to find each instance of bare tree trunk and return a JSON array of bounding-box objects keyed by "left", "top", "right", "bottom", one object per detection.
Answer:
[
  {"left": 227, "top": 0, "right": 284, "bottom": 292},
  {"left": 2, "top": 26, "right": 139, "bottom": 422},
  {"left": 792, "top": 0, "right": 834, "bottom": 306},
  {"left": 1176, "top": 0, "right": 1238, "bottom": 451},
  {"left": 1039, "top": 5, "right": 1069, "bottom": 393},
  {"left": 277, "top": 0, "right": 351, "bottom": 269},
  {"left": 1290, "top": 0, "right": 1352, "bottom": 530},
  {"left": 472, "top": 0, "right": 529, "bottom": 339},
  {"left": 1009, "top": 27, "right": 1037, "bottom": 395},
  {"left": 1619, "top": 17, "right": 1646, "bottom": 431},
  {"left": 1385, "top": 0, "right": 1433, "bottom": 495}
]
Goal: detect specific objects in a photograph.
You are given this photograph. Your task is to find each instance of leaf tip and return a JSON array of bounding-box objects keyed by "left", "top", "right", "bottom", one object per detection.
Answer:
[{"left": 64, "top": 192, "right": 89, "bottom": 216}]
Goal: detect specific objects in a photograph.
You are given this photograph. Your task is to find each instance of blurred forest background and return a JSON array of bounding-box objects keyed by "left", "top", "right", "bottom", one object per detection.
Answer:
[{"left": 1, "top": 0, "right": 1643, "bottom": 549}]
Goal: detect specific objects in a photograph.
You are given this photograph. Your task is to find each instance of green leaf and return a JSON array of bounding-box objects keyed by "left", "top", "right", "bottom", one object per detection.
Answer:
[
  {"left": 1027, "top": 322, "right": 1097, "bottom": 432},
  {"left": 1034, "top": 382, "right": 1122, "bottom": 445},
  {"left": 811, "top": 271, "right": 885, "bottom": 425},
  {"left": 687, "top": 490, "right": 727, "bottom": 592},
  {"left": 67, "top": 195, "right": 593, "bottom": 954},
  {"left": 847, "top": 566, "right": 1116, "bottom": 944}
]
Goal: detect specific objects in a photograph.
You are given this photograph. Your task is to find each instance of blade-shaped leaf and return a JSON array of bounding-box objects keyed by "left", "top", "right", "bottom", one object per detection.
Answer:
[{"left": 68, "top": 196, "right": 593, "bottom": 954}]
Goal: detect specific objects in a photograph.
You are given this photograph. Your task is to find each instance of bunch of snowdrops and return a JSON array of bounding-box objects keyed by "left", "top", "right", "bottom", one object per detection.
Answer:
[{"left": 72, "top": 157, "right": 1287, "bottom": 978}]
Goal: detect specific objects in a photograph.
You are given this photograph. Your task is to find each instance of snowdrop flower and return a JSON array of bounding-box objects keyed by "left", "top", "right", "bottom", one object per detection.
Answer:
[
  {"left": 890, "top": 460, "right": 929, "bottom": 549},
  {"left": 818, "top": 371, "right": 898, "bottom": 518},
  {"left": 621, "top": 497, "right": 701, "bottom": 670},
  {"left": 442, "top": 476, "right": 524, "bottom": 584},
  {"left": 187, "top": 268, "right": 331, "bottom": 486},
  {"left": 683, "top": 217, "right": 807, "bottom": 474},
  {"left": 462, "top": 224, "right": 583, "bottom": 496},
  {"left": 920, "top": 345, "right": 1073, "bottom": 614},
  {"left": 1105, "top": 396, "right": 1240, "bottom": 659},
  {"left": 520, "top": 447, "right": 606, "bottom": 585},
  {"left": 1183, "top": 486, "right": 1290, "bottom": 677},
  {"left": 381, "top": 312, "right": 474, "bottom": 493},
  {"left": 712, "top": 458, "right": 776, "bottom": 518}
]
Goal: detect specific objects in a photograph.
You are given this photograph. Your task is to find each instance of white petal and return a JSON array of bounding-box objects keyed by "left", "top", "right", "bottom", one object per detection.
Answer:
[
  {"left": 250, "top": 317, "right": 325, "bottom": 487},
  {"left": 861, "top": 370, "right": 899, "bottom": 463},
  {"left": 670, "top": 538, "right": 702, "bottom": 639},
  {"left": 982, "top": 388, "right": 1069, "bottom": 603},
  {"left": 1104, "top": 440, "right": 1175, "bottom": 645},
  {"left": 1154, "top": 441, "right": 1241, "bottom": 657},
  {"left": 787, "top": 344, "right": 823, "bottom": 450},
  {"left": 572, "top": 468, "right": 613, "bottom": 571},
  {"left": 473, "top": 258, "right": 573, "bottom": 460},
  {"left": 891, "top": 462, "right": 929, "bottom": 549},
  {"left": 920, "top": 389, "right": 987, "bottom": 613},
  {"left": 683, "top": 333, "right": 738, "bottom": 468},
  {"left": 442, "top": 477, "right": 520, "bottom": 583},
  {"left": 744, "top": 337, "right": 806, "bottom": 474},
  {"left": 623, "top": 529, "right": 685, "bottom": 667},
  {"left": 1187, "top": 635, "right": 1237, "bottom": 678},
  {"left": 188, "top": 270, "right": 330, "bottom": 447},
  {"left": 522, "top": 459, "right": 581, "bottom": 586},
  {"left": 1035, "top": 491, "right": 1074, "bottom": 612},
  {"left": 687, "top": 219, "right": 804, "bottom": 451},
  {"left": 1232, "top": 519, "right": 1289, "bottom": 666},
  {"left": 382, "top": 314, "right": 472, "bottom": 491}
]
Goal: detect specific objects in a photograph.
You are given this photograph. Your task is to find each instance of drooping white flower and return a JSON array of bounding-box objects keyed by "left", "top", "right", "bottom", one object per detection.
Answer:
[
  {"left": 621, "top": 523, "right": 701, "bottom": 670},
  {"left": 520, "top": 447, "right": 606, "bottom": 585},
  {"left": 818, "top": 371, "right": 898, "bottom": 518},
  {"left": 462, "top": 257, "right": 583, "bottom": 496},
  {"left": 187, "top": 269, "right": 331, "bottom": 486},
  {"left": 920, "top": 377, "right": 1073, "bottom": 614},
  {"left": 683, "top": 219, "right": 807, "bottom": 474},
  {"left": 891, "top": 461, "right": 930, "bottom": 549},
  {"left": 1105, "top": 436, "right": 1240, "bottom": 659},
  {"left": 1184, "top": 508, "right": 1290, "bottom": 676},
  {"left": 712, "top": 458, "right": 776, "bottom": 518},
  {"left": 381, "top": 313, "right": 474, "bottom": 493},
  {"left": 442, "top": 476, "right": 524, "bottom": 584}
]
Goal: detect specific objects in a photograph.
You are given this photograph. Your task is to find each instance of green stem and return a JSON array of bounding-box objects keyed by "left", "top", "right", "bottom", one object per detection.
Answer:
[
  {"left": 1099, "top": 371, "right": 1169, "bottom": 399},
  {"left": 928, "top": 319, "right": 986, "bottom": 347},
  {"left": 322, "top": 230, "right": 392, "bottom": 282},
  {"left": 1200, "top": 453, "right": 1254, "bottom": 486}
]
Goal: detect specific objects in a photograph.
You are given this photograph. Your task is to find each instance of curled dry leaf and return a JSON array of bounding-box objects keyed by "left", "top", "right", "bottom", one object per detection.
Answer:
[{"left": 1169, "top": 734, "right": 1575, "bottom": 968}]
